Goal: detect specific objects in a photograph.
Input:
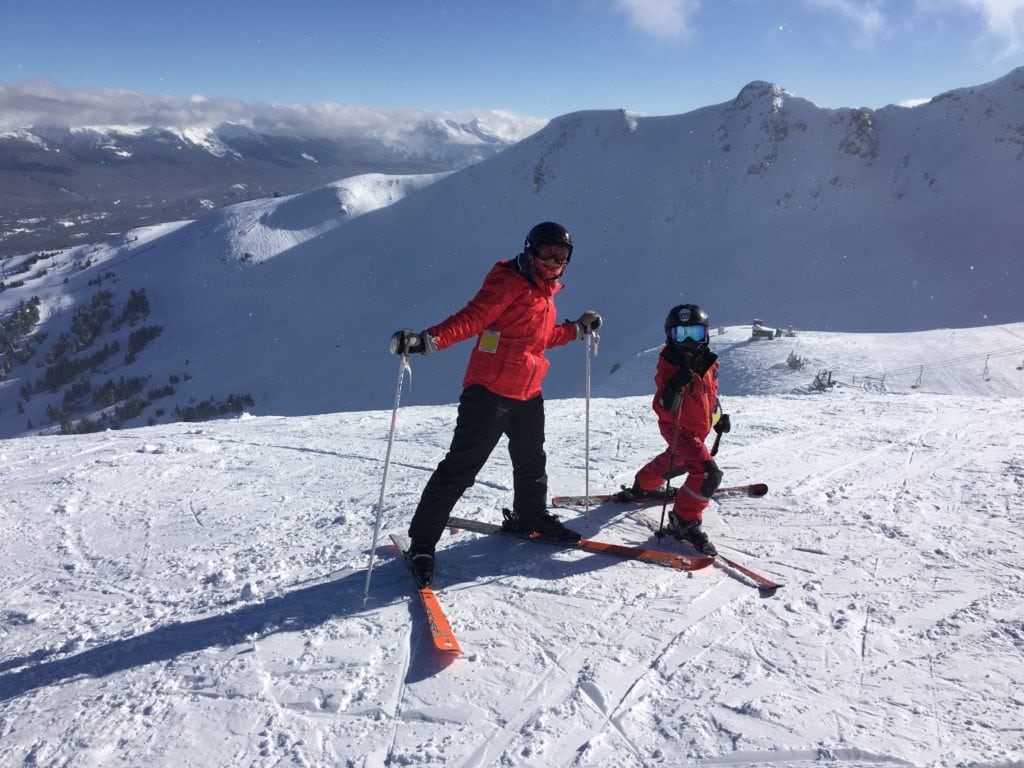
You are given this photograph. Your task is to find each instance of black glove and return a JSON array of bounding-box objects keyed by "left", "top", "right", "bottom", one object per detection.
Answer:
[
  {"left": 690, "top": 345, "right": 718, "bottom": 376},
  {"left": 659, "top": 383, "right": 680, "bottom": 412},
  {"left": 389, "top": 329, "right": 436, "bottom": 356},
  {"left": 574, "top": 310, "right": 602, "bottom": 338},
  {"left": 658, "top": 364, "right": 693, "bottom": 412},
  {"left": 714, "top": 413, "right": 731, "bottom": 435},
  {"left": 699, "top": 459, "right": 723, "bottom": 497}
]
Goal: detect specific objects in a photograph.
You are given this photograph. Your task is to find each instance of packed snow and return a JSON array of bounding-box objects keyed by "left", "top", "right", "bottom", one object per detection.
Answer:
[{"left": 2, "top": 325, "right": 1022, "bottom": 767}]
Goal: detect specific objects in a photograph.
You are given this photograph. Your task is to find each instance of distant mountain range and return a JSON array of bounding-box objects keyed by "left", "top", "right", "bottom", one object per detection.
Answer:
[
  {"left": 0, "top": 118, "right": 533, "bottom": 259},
  {"left": 2, "top": 67, "right": 1022, "bottom": 439}
]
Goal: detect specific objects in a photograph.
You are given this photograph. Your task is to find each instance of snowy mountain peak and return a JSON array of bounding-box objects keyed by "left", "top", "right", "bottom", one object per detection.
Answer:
[
  {"left": 0, "top": 117, "right": 535, "bottom": 259},
  {"left": 730, "top": 80, "right": 791, "bottom": 113},
  {"left": 0, "top": 127, "right": 46, "bottom": 145}
]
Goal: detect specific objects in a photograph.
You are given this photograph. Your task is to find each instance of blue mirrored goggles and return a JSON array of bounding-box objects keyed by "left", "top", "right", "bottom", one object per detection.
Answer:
[{"left": 669, "top": 324, "right": 707, "bottom": 343}]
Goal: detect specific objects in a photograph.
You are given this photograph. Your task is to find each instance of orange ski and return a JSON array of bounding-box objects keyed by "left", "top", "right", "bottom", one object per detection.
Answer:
[
  {"left": 391, "top": 534, "right": 461, "bottom": 654},
  {"left": 447, "top": 516, "right": 714, "bottom": 572}
]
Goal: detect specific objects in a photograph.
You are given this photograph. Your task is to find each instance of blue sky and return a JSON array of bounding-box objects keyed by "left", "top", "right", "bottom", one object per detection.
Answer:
[{"left": 2, "top": 0, "right": 1022, "bottom": 121}]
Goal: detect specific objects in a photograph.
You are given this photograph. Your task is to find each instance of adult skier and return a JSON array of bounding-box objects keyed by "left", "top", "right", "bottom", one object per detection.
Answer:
[
  {"left": 616, "top": 304, "right": 730, "bottom": 556},
  {"left": 389, "top": 221, "right": 602, "bottom": 585}
]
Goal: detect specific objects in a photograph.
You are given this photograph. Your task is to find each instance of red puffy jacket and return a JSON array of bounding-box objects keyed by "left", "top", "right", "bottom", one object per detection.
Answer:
[{"left": 428, "top": 257, "right": 578, "bottom": 400}]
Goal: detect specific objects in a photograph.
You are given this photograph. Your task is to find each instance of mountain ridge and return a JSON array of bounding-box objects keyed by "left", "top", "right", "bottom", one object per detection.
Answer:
[
  {"left": 0, "top": 116, "right": 538, "bottom": 259},
  {"left": 2, "top": 68, "right": 1022, "bottom": 438}
]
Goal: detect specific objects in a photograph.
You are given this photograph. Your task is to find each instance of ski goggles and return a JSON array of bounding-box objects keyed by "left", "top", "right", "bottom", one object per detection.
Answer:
[
  {"left": 533, "top": 244, "right": 571, "bottom": 265},
  {"left": 669, "top": 324, "right": 707, "bottom": 343}
]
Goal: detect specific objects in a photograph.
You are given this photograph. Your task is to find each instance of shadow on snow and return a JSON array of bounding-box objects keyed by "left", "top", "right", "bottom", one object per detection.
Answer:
[{"left": 0, "top": 532, "right": 627, "bottom": 700}]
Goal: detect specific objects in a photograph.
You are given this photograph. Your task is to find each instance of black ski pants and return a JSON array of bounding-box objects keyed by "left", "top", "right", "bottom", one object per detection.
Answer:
[{"left": 408, "top": 384, "right": 548, "bottom": 547}]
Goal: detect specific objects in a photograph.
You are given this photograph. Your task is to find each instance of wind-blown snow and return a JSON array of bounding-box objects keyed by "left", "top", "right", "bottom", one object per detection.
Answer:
[{"left": 2, "top": 326, "right": 1022, "bottom": 766}]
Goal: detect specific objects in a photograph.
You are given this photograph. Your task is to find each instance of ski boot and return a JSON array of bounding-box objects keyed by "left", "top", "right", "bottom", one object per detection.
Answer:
[
  {"left": 666, "top": 515, "right": 718, "bottom": 556},
  {"left": 612, "top": 483, "right": 677, "bottom": 503},
  {"left": 407, "top": 540, "right": 435, "bottom": 586},
  {"left": 501, "top": 508, "right": 581, "bottom": 543}
]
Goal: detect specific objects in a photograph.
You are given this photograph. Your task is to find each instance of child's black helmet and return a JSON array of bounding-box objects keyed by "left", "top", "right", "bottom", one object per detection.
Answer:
[
  {"left": 664, "top": 304, "right": 710, "bottom": 347},
  {"left": 664, "top": 304, "right": 709, "bottom": 330}
]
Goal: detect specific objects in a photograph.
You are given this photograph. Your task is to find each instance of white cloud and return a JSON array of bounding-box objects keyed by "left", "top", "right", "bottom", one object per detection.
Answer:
[
  {"left": 934, "top": 0, "right": 1024, "bottom": 56},
  {"left": 0, "top": 79, "right": 546, "bottom": 141},
  {"left": 800, "top": 0, "right": 1024, "bottom": 58},
  {"left": 612, "top": 0, "right": 701, "bottom": 42},
  {"left": 801, "top": 0, "right": 889, "bottom": 45}
]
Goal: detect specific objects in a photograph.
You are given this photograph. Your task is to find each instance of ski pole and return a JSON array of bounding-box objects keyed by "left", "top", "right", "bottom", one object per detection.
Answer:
[
  {"left": 656, "top": 409, "right": 683, "bottom": 540},
  {"left": 583, "top": 331, "right": 599, "bottom": 526},
  {"left": 363, "top": 352, "right": 412, "bottom": 606}
]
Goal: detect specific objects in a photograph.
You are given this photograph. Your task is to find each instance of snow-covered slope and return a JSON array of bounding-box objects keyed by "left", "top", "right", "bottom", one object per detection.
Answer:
[
  {"left": 2, "top": 68, "right": 1023, "bottom": 440},
  {"left": 187, "top": 173, "right": 448, "bottom": 265},
  {"left": 602, "top": 324, "right": 1024, "bottom": 399},
  {"left": 2, "top": 324, "right": 1022, "bottom": 766}
]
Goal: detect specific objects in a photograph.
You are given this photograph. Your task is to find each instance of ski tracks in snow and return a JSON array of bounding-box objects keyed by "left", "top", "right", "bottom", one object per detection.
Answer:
[
  {"left": 3, "top": 392, "right": 1023, "bottom": 766},
  {"left": 384, "top": 534, "right": 761, "bottom": 767}
]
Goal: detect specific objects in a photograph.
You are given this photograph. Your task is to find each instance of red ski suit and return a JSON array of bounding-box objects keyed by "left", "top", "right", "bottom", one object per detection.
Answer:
[
  {"left": 634, "top": 347, "right": 720, "bottom": 523},
  {"left": 406, "top": 256, "right": 581, "bottom": 549},
  {"left": 428, "top": 259, "right": 578, "bottom": 400}
]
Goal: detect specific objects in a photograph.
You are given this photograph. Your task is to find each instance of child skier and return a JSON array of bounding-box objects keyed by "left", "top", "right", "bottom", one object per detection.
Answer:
[{"left": 615, "top": 303, "right": 730, "bottom": 556}]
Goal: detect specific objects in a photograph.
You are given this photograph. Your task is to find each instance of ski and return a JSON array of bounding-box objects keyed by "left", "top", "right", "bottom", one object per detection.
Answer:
[
  {"left": 447, "top": 516, "right": 714, "bottom": 572},
  {"left": 390, "top": 534, "right": 461, "bottom": 654},
  {"left": 715, "top": 554, "right": 784, "bottom": 595},
  {"left": 552, "top": 482, "right": 768, "bottom": 508},
  {"left": 631, "top": 513, "right": 783, "bottom": 596}
]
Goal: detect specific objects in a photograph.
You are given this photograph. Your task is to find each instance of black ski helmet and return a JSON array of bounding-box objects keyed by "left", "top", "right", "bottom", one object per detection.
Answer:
[
  {"left": 664, "top": 304, "right": 710, "bottom": 346},
  {"left": 525, "top": 221, "right": 573, "bottom": 263}
]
